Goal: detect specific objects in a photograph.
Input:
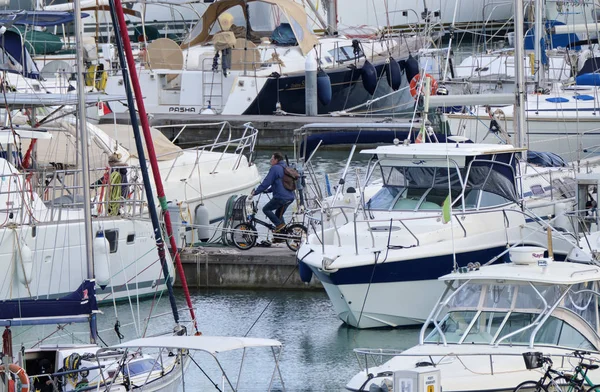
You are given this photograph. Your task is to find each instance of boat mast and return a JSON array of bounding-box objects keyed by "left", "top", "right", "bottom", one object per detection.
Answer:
[
  {"left": 73, "top": 0, "right": 97, "bottom": 344},
  {"left": 109, "top": 0, "right": 199, "bottom": 334},
  {"left": 106, "top": 1, "right": 182, "bottom": 329},
  {"left": 514, "top": 0, "right": 527, "bottom": 155},
  {"left": 325, "top": 0, "right": 337, "bottom": 35}
]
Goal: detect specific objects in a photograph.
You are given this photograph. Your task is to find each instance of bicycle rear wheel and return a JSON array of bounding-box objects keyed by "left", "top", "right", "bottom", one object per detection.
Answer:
[
  {"left": 514, "top": 381, "right": 548, "bottom": 392},
  {"left": 230, "top": 222, "right": 258, "bottom": 250},
  {"left": 284, "top": 223, "right": 308, "bottom": 252},
  {"left": 586, "top": 385, "right": 600, "bottom": 392}
]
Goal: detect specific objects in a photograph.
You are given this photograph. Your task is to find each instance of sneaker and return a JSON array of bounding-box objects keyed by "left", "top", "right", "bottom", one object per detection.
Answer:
[{"left": 273, "top": 223, "right": 286, "bottom": 233}]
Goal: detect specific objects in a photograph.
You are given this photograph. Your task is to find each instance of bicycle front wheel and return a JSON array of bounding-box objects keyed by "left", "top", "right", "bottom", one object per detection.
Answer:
[
  {"left": 514, "top": 381, "right": 548, "bottom": 392},
  {"left": 586, "top": 385, "right": 600, "bottom": 392},
  {"left": 231, "top": 222, "right": 258, "bottom": 250},
  {"left": 285, "top": 223, "right": 308, "bottom": 252}
]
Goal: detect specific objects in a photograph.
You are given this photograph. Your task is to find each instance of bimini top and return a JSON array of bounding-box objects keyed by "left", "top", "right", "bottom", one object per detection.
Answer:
[
  {"left": 361, "top": 143, "right": 526, "bottom": 158},
  {"left": 115, "top": 335, "right": 282, "bottom": 354},
  {"left": 180, "top": 0, "right": 318, "bottom": 55},
  {"left": 441, "top": 261, "right": 600, "bottom": 285}
]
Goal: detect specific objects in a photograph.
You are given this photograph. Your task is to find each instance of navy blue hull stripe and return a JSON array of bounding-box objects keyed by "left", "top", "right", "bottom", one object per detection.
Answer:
[{"left": 304, "top": 246, "right": 566, "bottom": 286}]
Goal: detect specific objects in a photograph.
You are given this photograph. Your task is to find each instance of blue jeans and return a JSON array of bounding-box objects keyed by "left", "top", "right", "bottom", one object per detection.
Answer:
[{"left": 262, "top": 198, "right": 291, "bottom": 227}]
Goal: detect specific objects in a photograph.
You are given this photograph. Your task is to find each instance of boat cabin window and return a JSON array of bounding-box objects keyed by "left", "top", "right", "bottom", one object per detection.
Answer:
[
  {"left": 425, "top": 281, "right": 597, "bottom": 350},
  {"left": 367, "top": 158, "right": 517, "bottom": 212},
  {"left": 367, "top": 166, "right": 463, "bottom": 211},
  {"left": 124, "top": 359, "right": 162, "bottom": 377},
  {"left": 328, "top": 46, "right": 364, "bottom": 63},
  {"left": 427, "top": 312, "right": 594, "bottom": 349}
]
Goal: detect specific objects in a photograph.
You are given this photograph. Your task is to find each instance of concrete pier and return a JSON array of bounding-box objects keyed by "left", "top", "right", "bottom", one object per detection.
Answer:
[{"left": 176, "top": 245, "right": 322, "bottom": 290}]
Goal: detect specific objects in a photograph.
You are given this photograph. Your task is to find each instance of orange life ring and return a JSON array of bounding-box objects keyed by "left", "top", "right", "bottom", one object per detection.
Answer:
[
  {"left": 409, "top": 73, "right": 438, "bottom": 99},
  {"left": 0, "top": 364, "right": 30, "bottom": 392}
]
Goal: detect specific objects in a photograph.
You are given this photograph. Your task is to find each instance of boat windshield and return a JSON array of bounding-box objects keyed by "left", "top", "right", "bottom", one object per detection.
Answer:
[
  {"left": 366, "top": 160, "right": 517, "bottom": 211},
  {"left": 424, "top": 281, "right": 598, "bottom": 349}
]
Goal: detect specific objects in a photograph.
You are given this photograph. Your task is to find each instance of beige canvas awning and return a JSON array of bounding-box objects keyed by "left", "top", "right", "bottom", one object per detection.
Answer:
[{"left": 180, "top": 0, "right": 318, "bottom": 56}]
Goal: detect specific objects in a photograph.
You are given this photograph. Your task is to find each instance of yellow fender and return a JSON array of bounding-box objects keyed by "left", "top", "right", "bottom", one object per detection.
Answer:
[{"left": 85, "top": 65, "right": 96, "bottom": 87}]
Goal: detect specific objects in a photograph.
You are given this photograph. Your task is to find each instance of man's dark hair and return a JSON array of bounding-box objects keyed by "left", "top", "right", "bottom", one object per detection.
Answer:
[{"left": 272, "top": 152, "right": 284, "bottom": 162}]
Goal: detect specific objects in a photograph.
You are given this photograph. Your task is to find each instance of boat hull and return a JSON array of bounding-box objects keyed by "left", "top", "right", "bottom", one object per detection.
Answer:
[{"left": 0, "top": 218, "right": 174, "bottom": 303}]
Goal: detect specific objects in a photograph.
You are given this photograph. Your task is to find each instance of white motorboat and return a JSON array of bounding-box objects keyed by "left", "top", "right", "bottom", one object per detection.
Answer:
[
  {"left": 296, "top": 141, "right": 600, "bottom": 329},
  {"left": 346, "top": 250, "right": 600, "bottom": 391}
]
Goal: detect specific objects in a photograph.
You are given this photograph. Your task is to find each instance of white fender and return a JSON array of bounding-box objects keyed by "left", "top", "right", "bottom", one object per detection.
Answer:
[
  {"left": 16, "top": 242, "right": 33, "bottom": 285},
  {"left": 578, "top": 49, "right": 592, "bottom": 72},
  {"left": 553, "top": 202, "right": 573, "bottom": 232},
  {"left": 93, "top": 232, "right": 111, "bottom": 289}
]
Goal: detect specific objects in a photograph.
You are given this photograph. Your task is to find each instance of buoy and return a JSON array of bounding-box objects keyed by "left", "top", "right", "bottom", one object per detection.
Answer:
[
  {"left": 194, "top": 204, "right": 210, "bottom": 242},
  {"left": 404, "top": 54, "right": 420, "bottom": 83},
  {"left": 298, "top": 260, "right": 313, "bottom": 283},
  {"left": 0, "top": 364, "right": 29, "bottom": 392},
  {"left": 93, "top": 231, "right": 111, "bottom": 289},
  {"left": 409, "top": 73, "right": 438, "bottom": 99},
  {"left": 316, "top": 70, "right": 332, "bottom": 106},
  {"left": 15, "top": 242, "right": 33, "bottom": 285},
  {"left": 385, "top": 57, "right": 402, "bottom": 90},
  {"left": 361, "top": 60, "right": 377, "bottom": 95}
]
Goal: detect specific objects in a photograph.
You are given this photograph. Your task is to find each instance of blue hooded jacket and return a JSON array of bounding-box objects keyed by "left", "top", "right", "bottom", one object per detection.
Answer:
[{"left": 255, "top": 161, "right": 296, "bottom": 201}]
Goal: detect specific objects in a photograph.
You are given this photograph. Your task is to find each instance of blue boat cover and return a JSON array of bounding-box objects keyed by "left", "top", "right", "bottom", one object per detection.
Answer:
[
  {"left": 0, "top": 30, "right": 40, "bottom": 79},
  {"left": 528, "top": 150, "right": 567, "bottom": 167},
  {"left": 271, "top": 23, "right": 297, "bottom": 46},
  {"left": 576, "top": 73, "right": 600, "bottom": 86},
  {"left": 545, "top": 97, "right": 569, "bottom": 103},
  {"left": 525, "top": 20, "right": 580, "bottom": 51},
  {"left": 0, "top": 280, "right": 98, "bottom": 322},
  {"left": 0, "top": 10, "right": 86, "bottom": 27},
  {"left": 573, "top": 94, "right": 595, "bottom": 101}
]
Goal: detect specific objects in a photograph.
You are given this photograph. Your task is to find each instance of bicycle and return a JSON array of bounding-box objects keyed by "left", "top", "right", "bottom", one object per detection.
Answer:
[
  {"left": 229, "top": 196, "right": 308, "bottom": 252},
  {"left": 513, "top": 351, "right": 600, "bottom": 392}
]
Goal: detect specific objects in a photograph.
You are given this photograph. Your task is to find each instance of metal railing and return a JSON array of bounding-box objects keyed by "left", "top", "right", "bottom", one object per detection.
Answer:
[
  {"left": 0, "top": 165, "right": 151, "bottom": 227},
  {"left": 352, "top": 349, "right": 598, "bottom": 379},
  {"left": 153, "top": 121, "right": 258, "bottom": 181}
]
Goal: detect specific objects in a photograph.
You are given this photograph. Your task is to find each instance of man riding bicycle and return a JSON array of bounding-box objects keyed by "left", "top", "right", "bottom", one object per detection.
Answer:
[{"left": 250, "top": 152, "right": 295, "bottom": 232}]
